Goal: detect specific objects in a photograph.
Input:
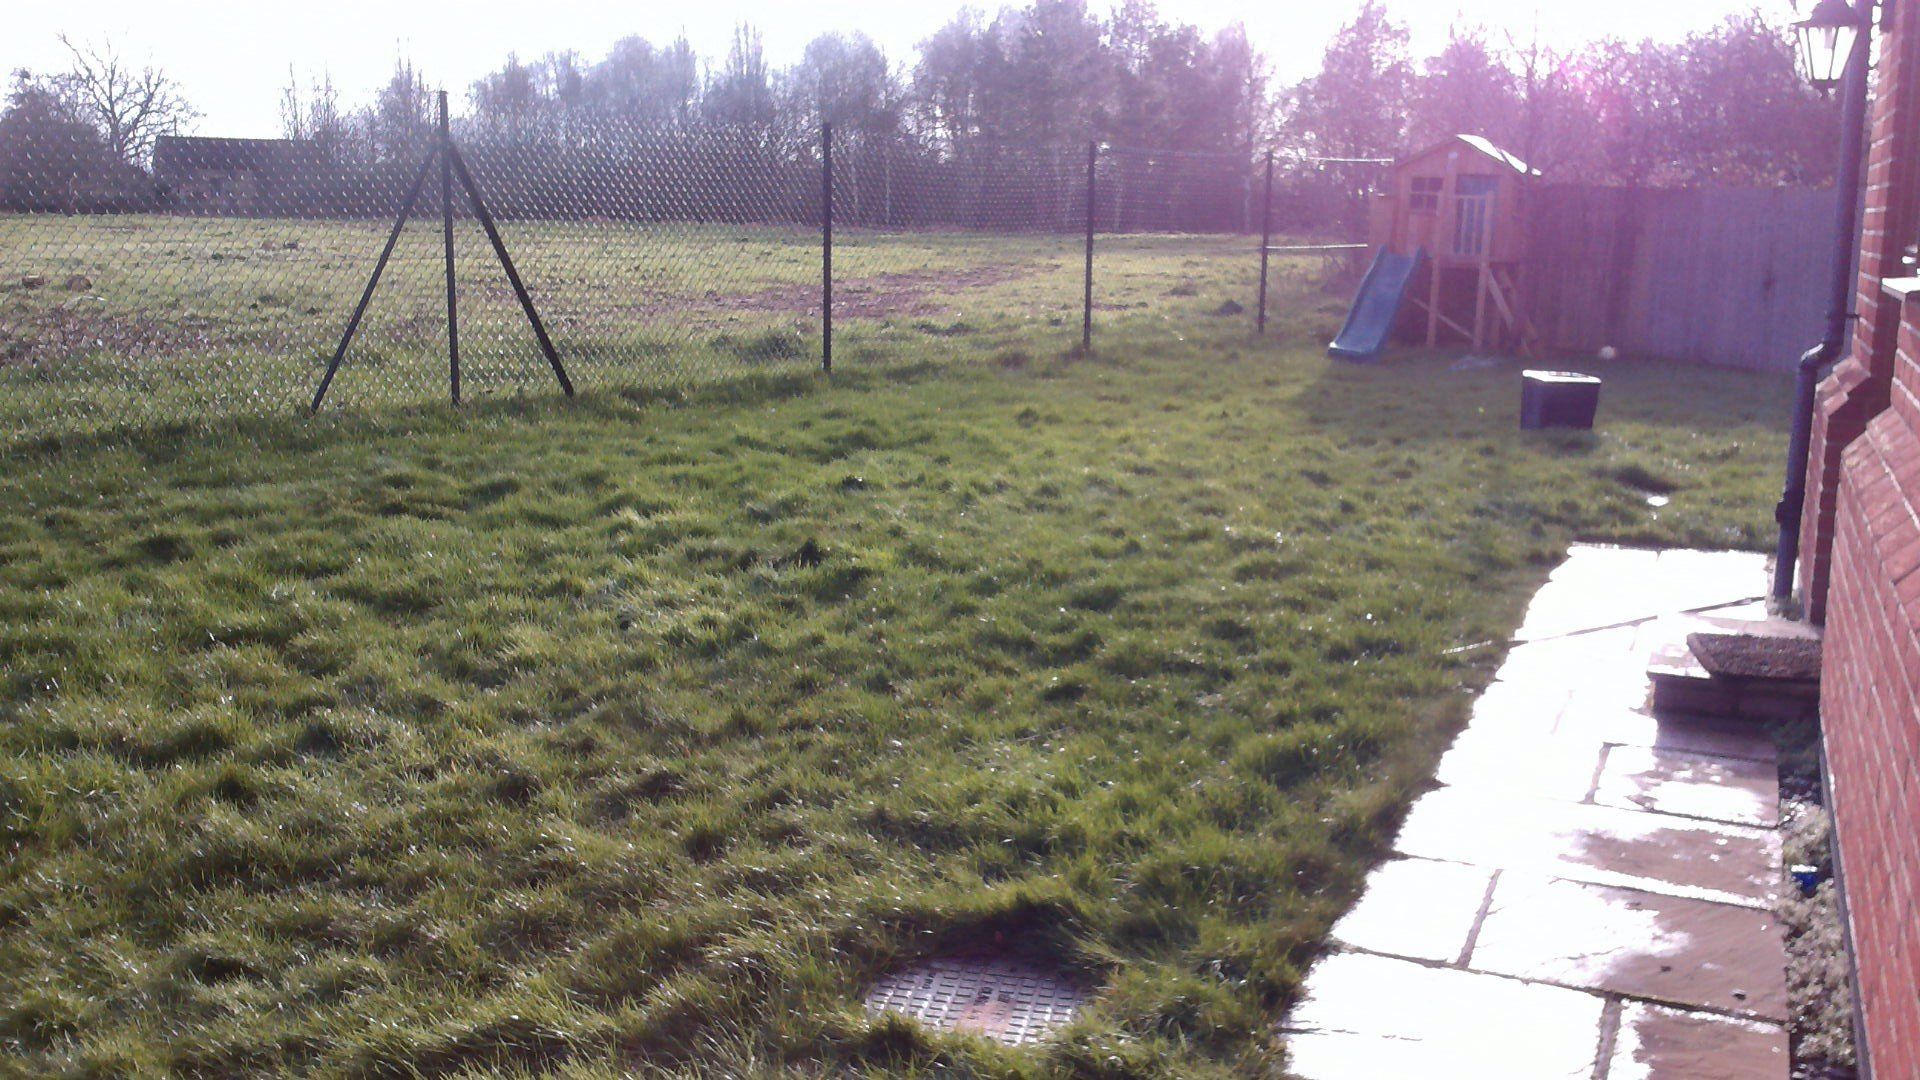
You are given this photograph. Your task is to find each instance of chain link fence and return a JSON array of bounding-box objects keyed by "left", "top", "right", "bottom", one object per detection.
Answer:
[{"left": 0, "top": 111, "right": 1345, "bottom": 437}]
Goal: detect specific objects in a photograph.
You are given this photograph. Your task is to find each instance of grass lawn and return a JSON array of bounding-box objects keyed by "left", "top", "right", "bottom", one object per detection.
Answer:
[
  {"left": 0, "top": 237, "right": 1794, "bottom": 1076},
  {"left": 2, "top": 214, "right": 1264, "bottom": 431}
]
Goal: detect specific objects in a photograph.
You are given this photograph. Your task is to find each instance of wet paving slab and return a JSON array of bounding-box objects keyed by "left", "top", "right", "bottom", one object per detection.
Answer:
[
  {"left": 1513, "top": 549, "right": 1768, "bottom": 644},
  {"left": 1433, "top": 721, "right": 1609, "bottom": 802},
  {"left": 1556, "top": 699, "right": 1778, "bottom": 765},
  {"left": 1282, "top": 951, "right": 1604, "bottom": 1079},
  {"left": 1607, "top": 1001, "right": 1790, "bottom": 1079},
  {"left": 1592, "top": 745, "right": 1780, "bottom": 827},
  {"left": 1470, "top": 876, "right": 1789, "bottom": 1020},
  {"left": 1283, "top": 545, "right": 1789, "bottom": 1078},
  {"left": 1393, "top": 786, "right": 1779, "bottom": 905},
  {"left": 1328, "top": 856, "right": 1495, "bottom": 963}
]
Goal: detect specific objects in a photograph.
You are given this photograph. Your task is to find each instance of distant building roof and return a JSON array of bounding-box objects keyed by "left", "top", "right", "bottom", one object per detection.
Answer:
[
  {"left": 1395, "top": 134, "right": 1540, "bottom": 177},
  {"left": 153, "top": 136, "right": 327, "bottom": 176}
]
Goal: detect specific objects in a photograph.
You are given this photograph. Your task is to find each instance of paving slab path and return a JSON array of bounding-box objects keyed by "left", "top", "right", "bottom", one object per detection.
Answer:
[{"left": 1281, "top": 545, "right": 1793, "bottom": 1080}]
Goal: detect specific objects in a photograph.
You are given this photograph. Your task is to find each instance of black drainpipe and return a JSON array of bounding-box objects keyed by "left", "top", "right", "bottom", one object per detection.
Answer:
[{"left": 1775, "top": 0, "right": 1875, "bottom": 607}]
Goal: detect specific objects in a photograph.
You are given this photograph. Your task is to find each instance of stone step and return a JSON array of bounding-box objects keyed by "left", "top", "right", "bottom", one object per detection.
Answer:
[{"left": 1646, "top": 619, "right": 1820, "bottom": 722}]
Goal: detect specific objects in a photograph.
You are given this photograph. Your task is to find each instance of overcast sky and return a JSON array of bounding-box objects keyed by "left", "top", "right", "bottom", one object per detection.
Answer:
[{"left": 6, "top": 0, "right": 1781, "bottom": 137}]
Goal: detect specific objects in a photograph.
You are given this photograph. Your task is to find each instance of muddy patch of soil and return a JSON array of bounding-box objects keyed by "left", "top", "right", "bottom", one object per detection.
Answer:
[
  {"left": 587, "top": 264, "right": 1041, "bottom": 323},
  {"left": 0, "top": 303, "right": 225, "bottom": 367}
]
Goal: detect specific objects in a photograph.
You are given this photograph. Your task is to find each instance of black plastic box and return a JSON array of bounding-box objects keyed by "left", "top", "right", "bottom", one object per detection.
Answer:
[{"left": 1520, "top": 370, "right": 1601, "bottom": 430}]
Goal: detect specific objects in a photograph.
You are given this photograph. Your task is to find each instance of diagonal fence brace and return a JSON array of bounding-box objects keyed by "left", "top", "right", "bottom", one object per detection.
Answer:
[
  {"left": 310, "top": 148, "right": 437, "bottom": 412},
  {"left": 446, "top": 144, "right": 573, "bottom": 397}
]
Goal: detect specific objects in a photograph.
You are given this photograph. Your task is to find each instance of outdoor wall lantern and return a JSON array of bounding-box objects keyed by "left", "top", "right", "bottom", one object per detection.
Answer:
[{"left": 1794, "top": 0, "right": 1867, "bottom": 94}]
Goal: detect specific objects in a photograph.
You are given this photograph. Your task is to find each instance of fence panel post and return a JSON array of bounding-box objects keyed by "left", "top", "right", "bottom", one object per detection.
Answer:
[
  {"left": 1082, "top": 141, "right": 1096, "bottom": 353},
  {"left": 821, "top": 122, "right": 833, "bottom": 374},
  {"left": 1257, "top": 150, "right": 1274, "bottom": 334},
  {"left": 438, "top": 90, "right": 461, "bottom": 406}
]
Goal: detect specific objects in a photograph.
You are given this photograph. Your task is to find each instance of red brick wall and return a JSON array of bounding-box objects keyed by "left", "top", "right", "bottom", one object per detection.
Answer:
[
  {"left": 1810, "top": 2, "right": 1920, "bottom": 1074},
  {"left": 1801, "top": 0, "right": 1920, "bottom": 621},
  {"left": 1821, "top": 399, "right": 1920, "bottom": 1075}
]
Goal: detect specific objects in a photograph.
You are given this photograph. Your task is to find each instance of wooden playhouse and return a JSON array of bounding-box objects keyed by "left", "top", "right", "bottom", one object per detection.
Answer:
[
  {"left": 1330, "top": 134, "right": 1541, "bottom": 360},
  {"left": 1373, "top": 134, "right": 1539, "bottom": 350}
]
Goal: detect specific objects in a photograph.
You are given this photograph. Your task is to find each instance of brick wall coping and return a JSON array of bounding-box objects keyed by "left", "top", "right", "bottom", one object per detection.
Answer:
[{"left": 1880, "top": 275, "right": 1920, "bottom": 298}]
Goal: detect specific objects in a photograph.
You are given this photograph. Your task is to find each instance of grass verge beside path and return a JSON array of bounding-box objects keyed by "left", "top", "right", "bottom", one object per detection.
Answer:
[{"left": 0, "top": 326, "right": 1789, "bottom": 1077}]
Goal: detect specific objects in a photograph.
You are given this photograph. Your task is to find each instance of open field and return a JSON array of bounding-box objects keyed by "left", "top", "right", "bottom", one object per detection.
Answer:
[
  {"left": 0, "top": 264, "right": 1795, "bottom": 1076},
  {"left": 0, "top": 214, "right": 1300, "bottom": 434}
]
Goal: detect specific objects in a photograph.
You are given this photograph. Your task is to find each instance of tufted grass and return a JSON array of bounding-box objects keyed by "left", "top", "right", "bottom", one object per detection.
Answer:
[{"left": 0, "top": 285, "right": 1791, "bottom": 1076}]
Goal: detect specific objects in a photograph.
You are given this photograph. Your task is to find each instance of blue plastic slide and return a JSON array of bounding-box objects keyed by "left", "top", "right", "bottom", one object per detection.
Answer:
[{"left": 1328, "top": 247, "right": 1423, "bottom": 362}]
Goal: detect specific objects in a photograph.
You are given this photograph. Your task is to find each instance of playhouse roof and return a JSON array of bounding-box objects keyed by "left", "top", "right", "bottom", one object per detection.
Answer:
[{"left": 1396, "top": 134, "right": 1540, "bottom": 177}]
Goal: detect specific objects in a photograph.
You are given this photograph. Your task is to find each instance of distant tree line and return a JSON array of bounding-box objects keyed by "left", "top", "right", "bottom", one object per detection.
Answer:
[
  {"left": 0, "top": 0, "right": 1841, "bottom": 227},
  {"left": 1286, "top": 1, "right": 1837, "bottom": 187},
  {"left": 1274, "top": 2, "right": 1840, "bottom": 231},
  {"left": 269, "top": 4, "right": 1267, "bottom": 164}
]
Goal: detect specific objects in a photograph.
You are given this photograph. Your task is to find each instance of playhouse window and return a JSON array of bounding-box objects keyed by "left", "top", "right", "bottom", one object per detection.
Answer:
[{"left": 1409, "top": 177, "right": 1442, "bottom": 212}]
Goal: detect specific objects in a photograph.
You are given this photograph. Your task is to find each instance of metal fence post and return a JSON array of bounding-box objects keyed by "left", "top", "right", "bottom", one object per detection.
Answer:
[
  {"left": 1257, "top": 149, "right": 1274, "bottom": 335},
  {"left": 439, "top": 90, "right": 460, "bottom": 405},
  {"left": 1082, "top": 140, "right": 1096, "bottom": 353},
  {"left": 821, "top": 121, "right": 833, "bottom": 374}
]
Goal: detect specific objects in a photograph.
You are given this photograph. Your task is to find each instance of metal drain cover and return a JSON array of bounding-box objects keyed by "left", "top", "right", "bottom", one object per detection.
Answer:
[{"left": 863, "top": 952, "right": 1088, "bottom": 1045}]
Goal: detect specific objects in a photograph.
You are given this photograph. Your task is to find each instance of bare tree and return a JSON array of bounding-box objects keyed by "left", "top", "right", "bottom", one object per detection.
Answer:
[
  {"left": 281, "top": 67, "right": 355, "bottom": 161},
  {"left": 57, "top": 35, "right": 197, "bottom": 165},
  {"left": 364, "top": 57, "right": 434, "bottom": 163}
]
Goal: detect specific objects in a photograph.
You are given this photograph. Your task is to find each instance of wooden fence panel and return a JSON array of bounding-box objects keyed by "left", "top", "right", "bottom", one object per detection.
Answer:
[{"left": 1524, "top": 184, "right": 1836, "bottom": 372}]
